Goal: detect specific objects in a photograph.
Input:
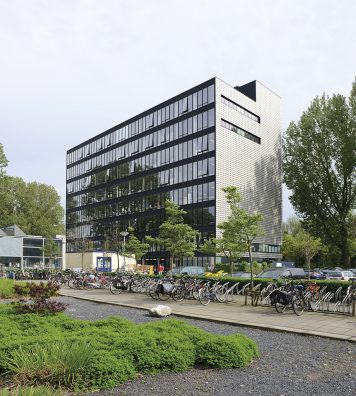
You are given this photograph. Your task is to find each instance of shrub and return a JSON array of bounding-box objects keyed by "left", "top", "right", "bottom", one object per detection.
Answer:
[
  {"left": 196, "top": 334, "right": 259, "bottom": 368},
  {"left": 0, "top": 304, "right": 260, "bottom": 392},
  {"left": 0, "top": 279, "right": 27, "bottom": 299},
  {"left": 0, "top": 386, "right": 62, "bottom": 396},
  {"left": 12, "top": 282, "right": 67, "bottom": 315},
  {"left": 4, "top": 341, "right": 92, "bottom": 388},
  {"left": 73, "top": 351, "right": 136, "bottom": 392}
]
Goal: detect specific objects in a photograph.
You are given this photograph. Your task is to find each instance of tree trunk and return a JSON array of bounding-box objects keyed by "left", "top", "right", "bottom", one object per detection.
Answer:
[
  {"left": 339, "top": 225, "right": 350, "bottom": 268},
  {"left": 307, "top": 255, "right": 311, "bottom": 280},
  {"left": 248, "top": 245, "right": 254, "bottom": 288},
  {"left": 230, "top": 256, "right": 233, "bottom": 277}
]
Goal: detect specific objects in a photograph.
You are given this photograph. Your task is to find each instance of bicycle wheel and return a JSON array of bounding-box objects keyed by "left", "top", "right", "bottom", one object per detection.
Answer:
[
  {"left": 67, "top": 279, "right": 76, "bottom": 289},
  {"left": 199, "top": 288, "right": 210, "bottom": 306},
  {"left": 157, "top": 290, "right": 170, "bottom": 301},
  {"left": 216, "top": 286, "right": 227, "bottom": 303},
  {"left": 192, "top": 286, "right": 201, "bottom": 300},
  {"left": 275, "top": 302, "right": 286, "bottom": 313},
  {"left": 309, "top": 292, "right": 320, "bottom": 312},
  {"left": 225, "top": 288, "right": 236, "bottom": 303},
  {"left": 172, "top": 286, "right": 185, "bottom": 302},
  {"left": 148, "top": 283, "right": 160, "bottom": 300},
  {"left": 292, "top": 295, "right": 305, "bottom": 316},
  {"left": 110, "top": 281, "right": 123, "bottom": 295}
]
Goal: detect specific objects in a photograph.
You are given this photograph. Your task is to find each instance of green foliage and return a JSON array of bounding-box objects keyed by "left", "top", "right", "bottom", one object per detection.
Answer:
[
  {"left": 4, "top": 341, "right": 92, "bottom": 388},
  {"left": 124, "top": 228, "right": 150, "bottom": 262},
  {"left": 0, "top": 176, "right": 64, "bottom": 237},
  {"left": 196, "top": 334, "right": 259, "bottom": 368},
  {"left": 0, "top": 142, "right": 8, "bottom": 175},
  {"left": 283, "top": 79, "right": 356, "bottom": 267},
  {"left": 0, "top": 385, "right": 62, "bottom": 396},
  {"left": 282, "top": 230, "right": 326, "bottom": 274},
  {"left": 148, "top": 200, "right": 199, "bottom": 268},
  {"left": 42, "top": 240, "right": 60, "bottom": 265},
  {"left": 0, "top": 279, "right": 23, "bottom": 298},
  {"left": 73, "top": 351, "right": 136, "bottom": 392},
  {"left": 204, "top": 186, "right": 264, "bottom": 277},
  {"left": 236, "top": 261, "right": 261, "bottom": 275},
  {"left": 0, "top": 306, "right": 259, "bottom": 392}
]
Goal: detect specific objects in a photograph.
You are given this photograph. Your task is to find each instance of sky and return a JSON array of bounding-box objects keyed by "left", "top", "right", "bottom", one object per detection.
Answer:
[{"left": 1, "top": 0, "right": 356, "bottom": 221}]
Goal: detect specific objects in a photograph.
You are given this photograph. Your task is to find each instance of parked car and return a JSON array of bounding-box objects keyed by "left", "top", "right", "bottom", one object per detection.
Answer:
[
  {"left": 232, "top": 271, "right": 253, "bottom": 278},
  {"left": 167, "top": 266, "right": 205, "bottom": 276},
  {"left": 256, "top": 267, "right": 306, "bottom": 280},
  {"left": 304, "top": 270, "right": 326, "bottom": 280},
  {"left": 325, "top": 270, "right": 356, "bottom": 281}
]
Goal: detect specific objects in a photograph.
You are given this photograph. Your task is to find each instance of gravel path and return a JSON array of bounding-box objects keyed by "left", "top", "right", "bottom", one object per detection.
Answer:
[{"left": 59, "top": 296, "right": 356, "bottom": 396}]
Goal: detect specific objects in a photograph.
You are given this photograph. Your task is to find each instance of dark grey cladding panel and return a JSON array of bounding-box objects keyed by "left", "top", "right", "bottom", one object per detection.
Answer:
[{"left": 234, "top": 81, "right": 257, "bottom": 102}]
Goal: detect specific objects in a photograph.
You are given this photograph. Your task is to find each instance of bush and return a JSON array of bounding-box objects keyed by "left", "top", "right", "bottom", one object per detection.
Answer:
[
  {"left": 73, "top": 351, "right": 136, "bottom": 392},
  {"left": 12, "top": 282, "right": 67, "bottom": 315},
  {"left": 0, "top": 279, "right": 27, "bottom": 299},
  {"left": 196, "top": 334, "right": 259, "bottom": 368},
  {"left": 0, "top": 305, "right": 259, "bottom": 392},
  {"left": 4, "top": 341, "right": 92, "bottom": 388},
  {"left": 0, "top": 386, "right": 62, "bottom": 396}
]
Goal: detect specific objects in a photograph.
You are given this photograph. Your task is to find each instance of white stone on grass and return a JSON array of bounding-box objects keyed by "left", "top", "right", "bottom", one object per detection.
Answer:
[{"left": 148, "top": 305, "right": 172, "bottom": 317}]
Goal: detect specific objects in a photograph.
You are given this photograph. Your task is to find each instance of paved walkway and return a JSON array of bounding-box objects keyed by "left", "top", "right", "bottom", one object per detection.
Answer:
[{"left": 59, "top": 286, "right": 356, "bottom": 343}]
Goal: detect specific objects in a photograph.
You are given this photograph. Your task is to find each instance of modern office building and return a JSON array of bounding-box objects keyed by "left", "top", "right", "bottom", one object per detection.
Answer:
[
  {"left": 66, "top": 77, "right": 282, "bottom": 268},
  {"left": 0, "top": 224, "right": 65, "bottom": 269}
]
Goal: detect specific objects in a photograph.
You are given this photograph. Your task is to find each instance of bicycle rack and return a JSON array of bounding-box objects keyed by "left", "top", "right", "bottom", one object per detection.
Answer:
[
  {"left": 320, "top": 292, "right": 334, "bottom": 311},
  {"left": 335, "top": 293, "right": 353, "bottom": 314},
  {"left": 334, "top": 287, "right": 343, "bottom": 302},
  {"left": 237, "top": 283, "right": 250, "bottom": 295}
]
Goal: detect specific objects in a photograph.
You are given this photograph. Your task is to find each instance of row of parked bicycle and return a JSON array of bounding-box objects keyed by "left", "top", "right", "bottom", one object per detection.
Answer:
[{"left": 54, "top": 271, "right": 356, "bottom": 317}]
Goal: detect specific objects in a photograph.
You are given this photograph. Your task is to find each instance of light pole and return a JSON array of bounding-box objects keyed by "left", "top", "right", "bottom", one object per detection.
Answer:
[{"left": 120, "top": 231, "right": 129, "bottom": 270}]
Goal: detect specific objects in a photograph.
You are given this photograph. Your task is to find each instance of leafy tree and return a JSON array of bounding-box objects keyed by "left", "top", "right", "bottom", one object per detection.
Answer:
[
  {"left": 42, "top": 239, "right": 61, "bottom": 268},
  {"left": 283, "top": 79, "right": 356, "bottom": 267},
  {"left": 0, "top": 143, "right": 8, "bottom": 175},
  {"left": 0, "top": 177, "right": 64, "bottom": 237},
  {"left": 201, "top": 187, "right": 263, "bottom": 281},
  {"left": 222, "top": 186, "right": 263, "bottom": 283},
  {"left": 148, "top": 200, "right": 199, "bottom": 270},
  {"left": 283, "top": 216, "right": 303, "bottom": 236},
  {"left": 282, "top": 230, "right": 326, "bottom": 278},
  {"left": 200, "top": 232, "right": 246, "bottom": 277},
  {"left": 124, "top": 228, "right": 150, "bottom": 268},
  {"left": 103, "top": 222, "right": 123, "bottom": 271},
  {"left": 75, "top": 236, "right": 93, "bottom": 270}
]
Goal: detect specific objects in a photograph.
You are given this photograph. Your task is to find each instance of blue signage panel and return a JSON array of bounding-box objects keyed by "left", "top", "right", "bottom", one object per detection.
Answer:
[{"left": 96, "top": 257, "right": 112, "bottom": 272}]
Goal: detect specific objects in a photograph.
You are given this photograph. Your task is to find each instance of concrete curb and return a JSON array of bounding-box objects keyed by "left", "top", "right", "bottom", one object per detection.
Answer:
[{"left": 59, "top": 291, "right": 356, "bottom": 344}]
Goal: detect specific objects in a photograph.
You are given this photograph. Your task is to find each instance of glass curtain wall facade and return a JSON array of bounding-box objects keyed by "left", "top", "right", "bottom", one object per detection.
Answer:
[{"left": 66, "top": 79, "right": 216, "bottom": 267}]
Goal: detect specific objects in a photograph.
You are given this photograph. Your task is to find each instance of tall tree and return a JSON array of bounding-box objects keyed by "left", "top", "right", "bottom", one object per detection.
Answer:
[
  {"left": 201, "top": 186, "right": 264, "bottom": 281},
  {"left": 42, "top": 239, "right": 61, "bottom": 268},
  {"left": 124, "top": 227, "right": 150, "bottom": 269},
  {"left": 148, "top": 200, "right": 199, "bottom": 270},
  {"left": 283, "top": 79, "right": 356, "bottom": 267},
  {"left": 0, "top": 143, "right": 8, "bottom": 175},
  {"left": 282, "top": 230, "right": 326, "bottom": 278}
]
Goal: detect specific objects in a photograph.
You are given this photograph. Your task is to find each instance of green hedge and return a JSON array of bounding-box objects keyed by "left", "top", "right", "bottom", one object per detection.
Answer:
[{"left": 0, "top": 304, "right": 259, "bottom": 393}]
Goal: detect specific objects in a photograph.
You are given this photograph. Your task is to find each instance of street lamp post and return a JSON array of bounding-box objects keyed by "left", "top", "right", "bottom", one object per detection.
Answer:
[{"left": 120, "top": 231, "right": 129, "bottom": 270}]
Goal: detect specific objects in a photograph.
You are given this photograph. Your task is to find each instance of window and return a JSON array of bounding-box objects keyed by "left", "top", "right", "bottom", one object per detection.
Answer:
[
  {"left": 179, "top": 97, "right": 188, "bottom": 114},
  {"left": 221, "top": 119, "right": 261, "bottom": 144},
  {"left": 202, "top": 88, "right": 208, "bottom": 105},
  {"left": 208, "top": 157, "right": 215, "bottom": 175},
  {"left": 147, "top": 113, "right": 154, "bottom": 128},
  {"left": 208, "top": 84, "right": 215, "bottom": 103},
  {"left": 208, "top": 108, "right": 215, "bottom": 127},
  {"left": 221, "top": 95, "right": 260, "bottom": 123},
  {"left": 209, "top": 182, "right": 215, "bottom": 200}
]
